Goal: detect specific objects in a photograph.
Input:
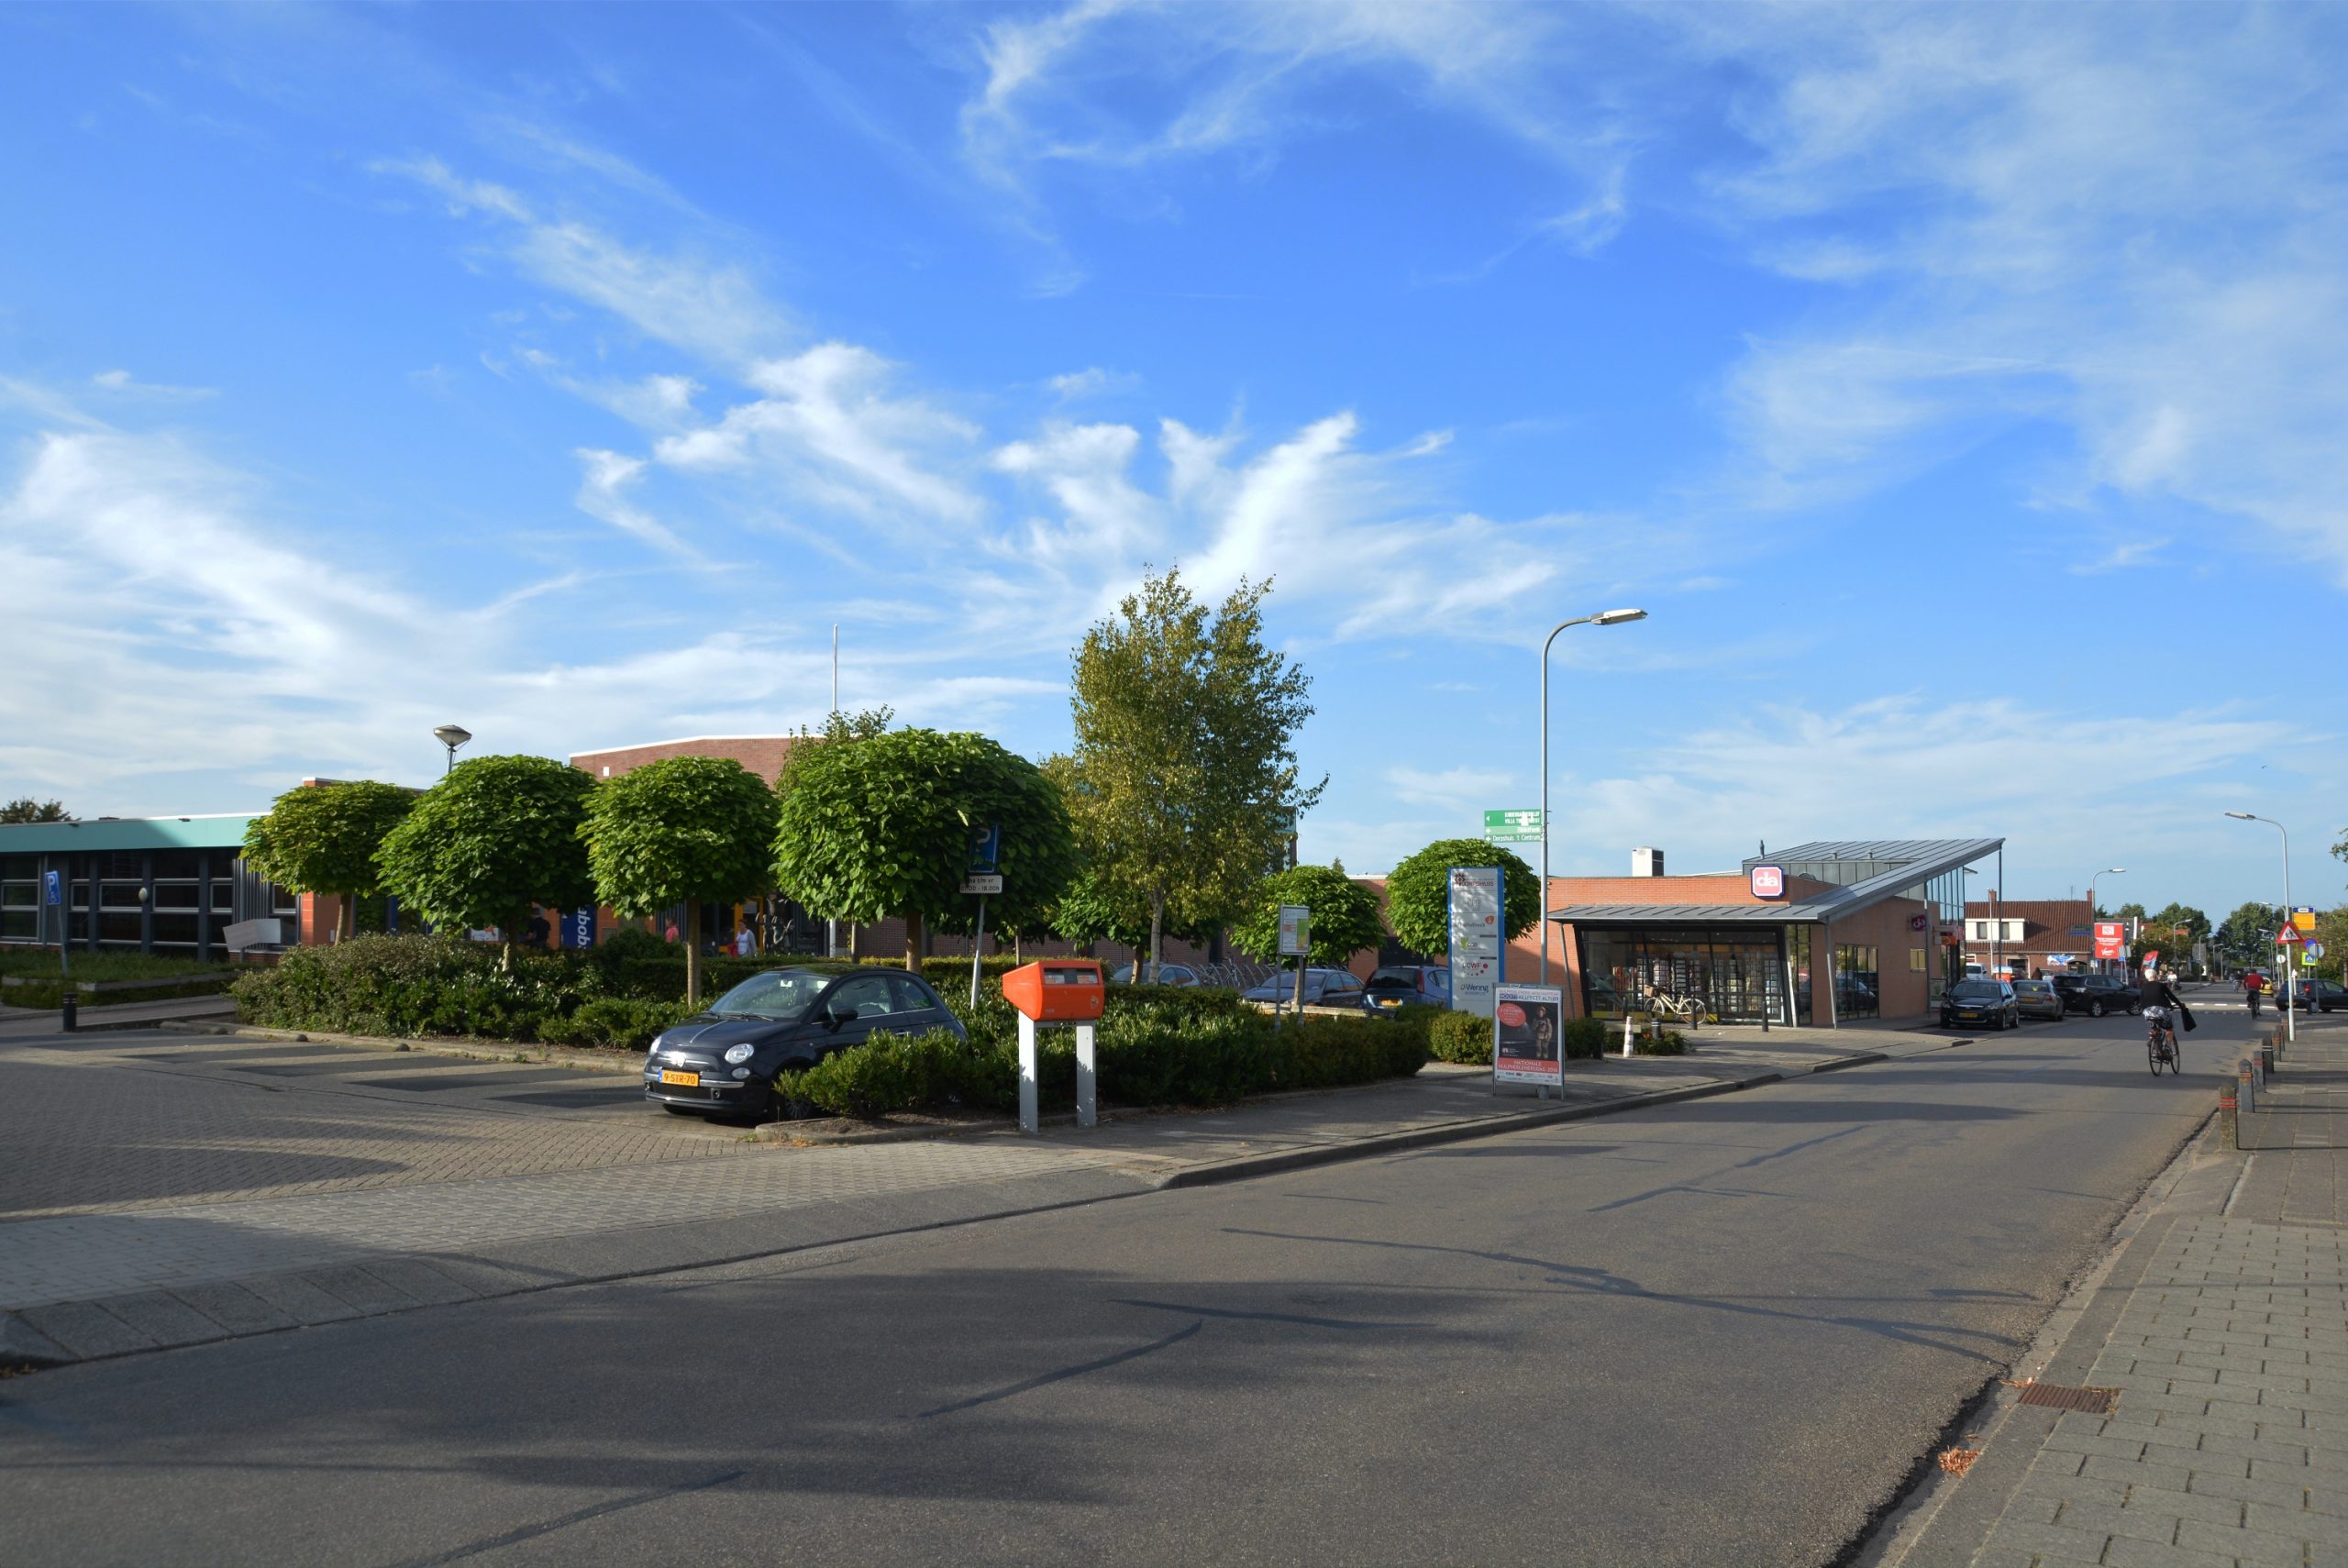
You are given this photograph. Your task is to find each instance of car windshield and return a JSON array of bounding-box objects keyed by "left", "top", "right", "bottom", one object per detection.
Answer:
[
  {"left": 705, "top": 969, "right": 829, "bottom": 1021},
  {"left": 2016, "top": 982, "right": 2048, "bottom": 994},
  {"left": 1951, "top": 982, "right": 2003, "bottom": 999},
  {"left": 1366, "top": 969, "right": 1419, "bottom": 988}
]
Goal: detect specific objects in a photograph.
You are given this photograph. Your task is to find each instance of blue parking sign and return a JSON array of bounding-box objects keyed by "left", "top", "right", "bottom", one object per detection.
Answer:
[{"left": 43, "top": 870, "right": 61, "bottom": 906}]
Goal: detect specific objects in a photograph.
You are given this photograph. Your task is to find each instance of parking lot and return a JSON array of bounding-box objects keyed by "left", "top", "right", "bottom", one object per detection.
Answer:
[{"left": 0, "top": 1025, "right": 742, "bottom": 1221}]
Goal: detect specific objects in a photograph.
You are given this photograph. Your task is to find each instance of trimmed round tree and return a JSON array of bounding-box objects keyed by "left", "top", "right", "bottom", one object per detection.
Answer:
[
  {"left": 375, "top": 755, "right": 596, "bottom": 969},
  {"left": 581, "top": 756, "right": 775, "bottom": 1007},
  {"left": 1383, "top": 837, "right": 1541, "bottom": 957},
  {"left": 241, "top": 779, "right": 415, "bottom": 944},
  {"left": 772, "top": 727, "right": 1078, "bottom": 971},
  {"left": 1232, "top": 864, "right": 1386, "bottom": 968}
]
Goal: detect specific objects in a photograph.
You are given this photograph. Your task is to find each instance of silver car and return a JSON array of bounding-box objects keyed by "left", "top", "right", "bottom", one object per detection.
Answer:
[{"left": 2011, "top": 978, "right": 2066, "bottom": 1022}]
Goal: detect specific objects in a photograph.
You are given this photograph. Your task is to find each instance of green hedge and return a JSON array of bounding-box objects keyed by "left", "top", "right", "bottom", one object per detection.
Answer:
[
  {"left": 779, "top": 983, "right": 1430, "bottom": 1120},
  {"left": 537, "top": 996, "right": 701, "bottom": 1050},
  {"left": 1425, "top": 1009, "right": 1610, "bottom": 1065}
]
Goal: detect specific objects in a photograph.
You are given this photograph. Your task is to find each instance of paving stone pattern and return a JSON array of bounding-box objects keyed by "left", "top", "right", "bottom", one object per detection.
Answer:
[
  {"left": 1971, "top": 1215, "right": 2348, "bottom": 1568},
  {"left": 0, "top": 1046, "right": 739, "bottom": 1219}
]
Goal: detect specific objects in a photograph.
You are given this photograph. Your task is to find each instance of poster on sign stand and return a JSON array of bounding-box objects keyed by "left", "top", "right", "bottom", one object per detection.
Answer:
[{"left": 1493, "top": 984, "right": 1565, "bottom": 1094}]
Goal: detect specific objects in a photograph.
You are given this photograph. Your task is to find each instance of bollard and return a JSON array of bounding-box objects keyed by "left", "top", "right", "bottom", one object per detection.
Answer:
[
  {"left": 2260, "top": 1043, "right": 2276, "bottom": 1077},
  {"left": 60, "top": 994, "right": 77, "bottom": 1032},
  {"left": 2237, "top": 1058, "right": 2256, "bottom": 1115},
  {"left": 2219, "top": 1087, "right": 2238, "bottom": 1149}
]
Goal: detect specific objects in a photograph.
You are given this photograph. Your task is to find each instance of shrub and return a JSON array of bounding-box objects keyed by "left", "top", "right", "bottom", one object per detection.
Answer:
[
  {"left": 232, "top": 933, "right": 594, "bottom": 1041},
  {"left": 1634, "top": 1029, "right": 1689, "bottom": 1056},
  {"left": 1279, "top": 1010, "right": 1429, "bottom": 1088},
  {"left": 1561, "top": 1017, "right": 1610, "bottom": 1059},
  {"left": 1427, "top": 1009, "right": 1493, "bottom": 1064},
  {"left": 538, "top": 996, "right": 698, "bottom": 1051},
  {"left": 776, "top": 1027, "right": 1013, "bottom": 1119}
]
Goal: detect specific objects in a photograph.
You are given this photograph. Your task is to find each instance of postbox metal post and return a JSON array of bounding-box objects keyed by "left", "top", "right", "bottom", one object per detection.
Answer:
[
  {"left": 1017, "top": 1012, "right": 1040, "bottom": 1134},
  {"left": 1075, "top": 1022, "right": 1097, "bottom": 1129}
]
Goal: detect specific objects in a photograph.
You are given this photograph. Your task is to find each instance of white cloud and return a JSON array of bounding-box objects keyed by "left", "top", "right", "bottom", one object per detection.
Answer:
[
  {"left": 90, "top": 369, "right": 217, "bottom": 401},
  {"left": 572, "top": 449, "right": 695, "bottom": 557},
  {"left": 1387, "top": 765, "right": 1516, "bottom": 812}
]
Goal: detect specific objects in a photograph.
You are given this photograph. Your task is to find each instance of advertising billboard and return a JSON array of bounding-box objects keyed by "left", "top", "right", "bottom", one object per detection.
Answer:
[
  {"left": 2093, "top": 922, "right": 2126, "bottom": 959},
  {"left": 1493, "top": 984, "right": 1564, "bottom": 1088},
  {"left": 1748, "top": 863, "right": 1787, "bottom": 900}
]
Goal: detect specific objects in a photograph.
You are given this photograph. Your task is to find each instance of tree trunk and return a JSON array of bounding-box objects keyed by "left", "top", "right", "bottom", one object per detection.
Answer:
[
  {"left": 1147, "top": 891, "right": 1165, "bottom": 984},
  {"left": 903, "top": 909, "right": 924, "bottom": 973},
  {"left": 686, "top": 901, "right": 703, "bottom": 1008}
]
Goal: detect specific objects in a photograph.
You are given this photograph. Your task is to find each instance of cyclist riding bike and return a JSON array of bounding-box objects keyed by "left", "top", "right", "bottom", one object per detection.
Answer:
[
  {"left": 2242, "top": 968, "right": 2265, "bottom": 1019},
  {"left": 2139, "top": 969, "right": 2187, "bottom": 1072}
]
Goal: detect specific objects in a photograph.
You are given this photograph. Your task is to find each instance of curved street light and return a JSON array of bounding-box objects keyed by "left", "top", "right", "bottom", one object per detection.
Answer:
[
  {"left": 433, "top": 723, "right": 473, "bottom": 778},
  {"left": 2224, "top": 811, "right": 2294, "bottom": 1044},
  {"left": 1539, "top": 608, "right": 1648, "bottom": 986}
]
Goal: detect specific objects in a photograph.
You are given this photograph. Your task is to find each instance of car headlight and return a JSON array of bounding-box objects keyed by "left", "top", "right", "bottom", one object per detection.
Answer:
[{"left": 724, "top": 1043, "right": 756, "bottom": 1065}]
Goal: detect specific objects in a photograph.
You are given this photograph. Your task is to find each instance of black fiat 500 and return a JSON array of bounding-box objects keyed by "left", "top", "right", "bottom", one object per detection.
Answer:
[{"left": 642, "top": 966, "right": 967, "bottom": 1119}]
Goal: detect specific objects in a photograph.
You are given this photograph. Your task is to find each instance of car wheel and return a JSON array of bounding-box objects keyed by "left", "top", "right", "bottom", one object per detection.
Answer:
[{"left": 2090, "top": 999, "right": 2105, "bottom": 1017}]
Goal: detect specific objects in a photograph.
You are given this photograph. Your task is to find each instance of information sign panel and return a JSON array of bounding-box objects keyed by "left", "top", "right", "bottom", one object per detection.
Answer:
[
  {"left": 2293, "top": 906, "right": 2318, "bottom": 932},
  {"left": 960, "top": 874, "right": 1004, "bottom": 896},
  {"left": 1277, "top": 904, "right": 1311, "bottom": 957},
  {"left": 1493, "top": 984, "right": 1564, "bottom": 1087},
  {"left": 1447, "top": 866, "right": 1504, "bottom": 1018},
  {"left": 2093, "top": 922, "right": 2126, "bottom": 959}
]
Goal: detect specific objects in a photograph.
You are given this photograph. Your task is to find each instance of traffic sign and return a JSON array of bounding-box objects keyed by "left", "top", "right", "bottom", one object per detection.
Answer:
[
  {"left": 2293, "top": 906, "right": 2317, "bottom": 932},
  {"left": 969, "top": 823, "right": 1002, "bottom": 875},
  {"left": 2306, "top": 941, "right": 2327, "bottom": 960},
  {"left": 43, "top": 870, "right": 61, "bottom": 906},
  {"left": 960, "top": 874, "right": 1003, "bottom": 896},
  {"left": 2277, "top": 925, "right": 2302, "bottom": 945}
]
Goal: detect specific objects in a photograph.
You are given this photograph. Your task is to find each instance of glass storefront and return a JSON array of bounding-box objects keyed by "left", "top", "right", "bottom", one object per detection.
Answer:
[
  {"left": 1579, "top": 926, "right": 1790, "bottom": 1025},
  {"left": 1789, "top": 923, "right": 1814, "bottom": 1026},
  {"left": 1833, "top": 943, "right": 1880, "bottom": 1019}
]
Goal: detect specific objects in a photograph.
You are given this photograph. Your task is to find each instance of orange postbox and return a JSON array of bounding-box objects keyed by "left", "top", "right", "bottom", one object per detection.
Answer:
[{"left": 1002, "top": 960, "right": 1105, "bottom": 1023}]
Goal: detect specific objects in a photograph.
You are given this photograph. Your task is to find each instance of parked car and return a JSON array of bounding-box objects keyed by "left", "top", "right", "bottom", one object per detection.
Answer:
[
  {"left": 1242, "top": 968, "right": 1367, "bottom": 1008},
  {"left": 1942, "top": 978, "right": 2020, "bottom": 1031},
  {"left": 2011, "top": 978, "right": 2066, "bottom": 1022},
  {"left": 1360, "top": 965, "right": 1450, "bottom": 1013},
  {"left": 1110, "top": 962, "right": 1201, "bottom": 987},
  {"left": 2054, "top": 975, "right": 2140, "bottom": 1017},
  {"left": 2276, "top": 977, "right": 2344, "bottom": 1012},
  {"left": 642, "top": 966, "right": 966, "bottom": 1120}
]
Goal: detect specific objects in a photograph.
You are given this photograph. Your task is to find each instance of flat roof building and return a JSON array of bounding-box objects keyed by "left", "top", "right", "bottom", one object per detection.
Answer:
[
  {"left": 0, "top": 814, "right": 300, "bottom": 960},
  {"left": 1523, "top": 838, "right": 2002, "bottom": 1027}
]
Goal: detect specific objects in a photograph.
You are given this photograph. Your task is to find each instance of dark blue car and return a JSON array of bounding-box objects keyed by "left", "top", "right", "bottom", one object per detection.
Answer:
[{"left": 643, "top": 966, "right": 965, "bottom": 1120}]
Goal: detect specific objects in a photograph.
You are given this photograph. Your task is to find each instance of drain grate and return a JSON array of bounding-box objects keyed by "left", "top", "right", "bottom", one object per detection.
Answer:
[{"left": 2011, "top": 1382, "right": 2118, "bottom": 1414}]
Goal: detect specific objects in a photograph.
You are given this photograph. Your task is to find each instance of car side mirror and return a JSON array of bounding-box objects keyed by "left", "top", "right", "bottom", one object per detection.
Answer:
[{"left": 823, "top": 999, "right": 853, "bottom": 1028}]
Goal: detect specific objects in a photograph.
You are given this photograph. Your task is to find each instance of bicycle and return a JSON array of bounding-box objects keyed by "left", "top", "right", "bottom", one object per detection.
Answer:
[{"left": 2144, "top": 1006, "right": 2181, "bottom": 1075}]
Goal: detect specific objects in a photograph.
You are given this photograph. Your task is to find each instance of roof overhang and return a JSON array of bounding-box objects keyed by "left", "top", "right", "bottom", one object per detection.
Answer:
[{"left": 1549, "top": 836, "right": 2002, "bottom": 927}]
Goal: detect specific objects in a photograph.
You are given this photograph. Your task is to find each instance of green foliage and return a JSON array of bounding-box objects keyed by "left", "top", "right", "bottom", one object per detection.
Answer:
[
  {"left": 1058, "top": 568, "right": 1324, "bottom": 973},
  {"left": 771, "top": 723, "right": 1078, "bottom": 966},
  {"left": 1634, "top": 1029, "right": 1689, "bottom": 1056},
  {"left": 1231, "top": 863, "right": 1385, "bottom": 966},
  {"left": 242, "top": 780, "right": 415, "bottom": 941},
  {"left": 0, "top": 797, "right": 72, "bottom": 823},
  {"left": 581, "top": 755, "right": 776, "bottom": 1005},
  {"left": 1043, "top": 864, "right": 1150, "bottom": 950},
  {"left": 376, "top": 755, "right": 596, "bottom": 962},
  {"left": 1560, "top": 1017, "right": 1610, "bottom": 1059},
  {"left": 1427, "top": 1008, "right": 1493, "bottom": 1064},
  {"left": 1383, "top": 838, "right": 1541, "bottom": 955},
  {"left": 232, "top": 934, "right": 596, "bottom": 1042},
  {"left": 779, "top": 977, "right": 1426, "bottom": 1120},
  {"left": 537, "top": 996, "right": 700, "bottom": 1051}
]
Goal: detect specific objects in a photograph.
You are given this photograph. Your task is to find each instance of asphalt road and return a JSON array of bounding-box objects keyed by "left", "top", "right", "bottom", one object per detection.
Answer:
[{"left": 0, "top": 1003, "right": 2254, "bottom": 1567}]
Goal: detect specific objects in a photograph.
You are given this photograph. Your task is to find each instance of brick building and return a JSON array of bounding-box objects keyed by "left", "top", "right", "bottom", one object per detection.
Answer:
[{"left": 1959, "top": 898, "right": 2100, "bottom": 978}]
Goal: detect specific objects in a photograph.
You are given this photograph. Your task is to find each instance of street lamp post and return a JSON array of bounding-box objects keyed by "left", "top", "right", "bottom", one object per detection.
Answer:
[
  {"left": 2224, "top": 812, "right": 2294, "bottom": 1045},
  {"left": 1538, "top": 608, "right": 1647, "bottom": 986},
  {"left": 432, "top": 723, "right": 472, "bottom": 778},
  {"left": 2088, "top": 867, "right": 2123, "bottom": 974}
]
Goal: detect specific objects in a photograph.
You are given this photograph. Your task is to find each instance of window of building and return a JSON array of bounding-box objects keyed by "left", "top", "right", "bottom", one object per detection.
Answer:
[
  {"left": 1578, "top": 926, "right": 1790, "bottom": 1026},
  {"left": 1833, "top": 944, "right": 1880, "bottom": 1020}
]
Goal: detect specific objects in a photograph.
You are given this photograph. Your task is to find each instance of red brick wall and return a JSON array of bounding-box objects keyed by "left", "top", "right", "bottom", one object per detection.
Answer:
[{"left": 570, "top": 735, "right": 801, "bottom": 784}]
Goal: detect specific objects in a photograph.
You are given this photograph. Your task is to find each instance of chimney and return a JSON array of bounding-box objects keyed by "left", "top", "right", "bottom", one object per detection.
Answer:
[{"left": 1632, "top": 846, "right": 1665, "bottom": 878}]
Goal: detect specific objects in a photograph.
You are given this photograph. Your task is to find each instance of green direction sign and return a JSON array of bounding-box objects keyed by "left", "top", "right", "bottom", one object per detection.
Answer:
[{"left": 1483, "top": 808, "right": 1542, "bottom": 845}]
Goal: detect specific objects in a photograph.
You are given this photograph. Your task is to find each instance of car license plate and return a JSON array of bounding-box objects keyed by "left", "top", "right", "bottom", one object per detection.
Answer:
[
  {"left": 659, "top": 1069, "right": 699, "bottom": 1088},
  {"left": 1378, "top": 998, "right": 1399, "bottom": 1008}
]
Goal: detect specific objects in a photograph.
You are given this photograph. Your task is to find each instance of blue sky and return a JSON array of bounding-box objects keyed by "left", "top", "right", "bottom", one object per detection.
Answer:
[{"left": 3, "top": 3, "right": 2343, "bottom": 917}]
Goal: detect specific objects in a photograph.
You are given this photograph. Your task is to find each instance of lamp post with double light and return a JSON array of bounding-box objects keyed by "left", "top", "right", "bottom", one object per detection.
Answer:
[
  {"left": 432, "top": 724, "right": 472, "bottom": 778},
  {"left": 1538, "top": 608, "right": 1647, "bottom": 986},
  {"left": 2224, "top": 811, "right": 2294, "bottom": 1044}
]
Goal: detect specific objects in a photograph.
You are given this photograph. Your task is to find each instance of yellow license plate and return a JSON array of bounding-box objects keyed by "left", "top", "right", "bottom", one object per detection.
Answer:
[{"left": 660, "top": 1070, "right": 699, "bottom": 1088}]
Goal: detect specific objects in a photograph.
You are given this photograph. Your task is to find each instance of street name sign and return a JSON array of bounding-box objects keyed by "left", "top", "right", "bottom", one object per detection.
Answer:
[
  {"left": 1482, "top": 809, "right": 1542, "bottom": 845},
  {"left": 1447, "top": 866, "right": 1504, "bottom": 1018}
]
